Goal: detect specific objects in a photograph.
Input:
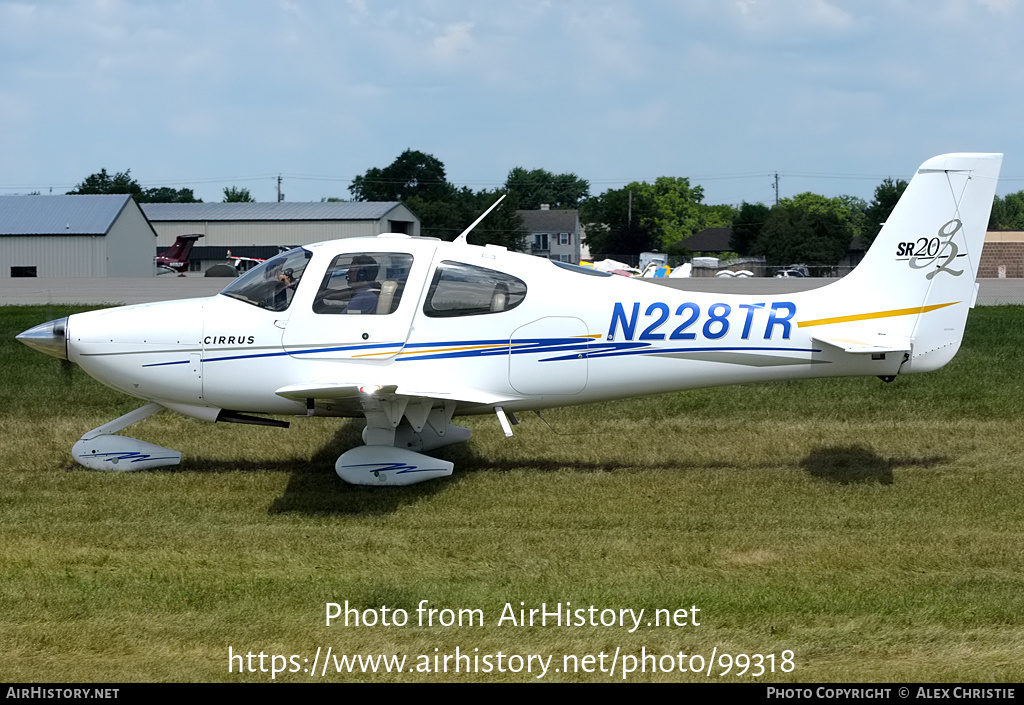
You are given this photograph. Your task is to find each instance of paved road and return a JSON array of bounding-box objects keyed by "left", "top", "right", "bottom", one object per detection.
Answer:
[
  {"left": 1, "top": 275, "right": 1022, "bottom": 306},
  {"left": 0, "top": 276, "right": 231, "bottom": 305},
  {"left": 644, "top": 277, "right": 1024, "bottom": 305}
]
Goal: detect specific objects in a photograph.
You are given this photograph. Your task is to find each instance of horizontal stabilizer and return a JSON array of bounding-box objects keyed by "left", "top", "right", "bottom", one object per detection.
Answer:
[{"left": 811, "top": 334, "right": 912, "bottom": 355}]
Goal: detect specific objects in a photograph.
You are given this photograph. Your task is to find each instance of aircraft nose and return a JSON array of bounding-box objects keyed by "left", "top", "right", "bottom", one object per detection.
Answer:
[{"left": 16, "top": 317, "right": 69, "bottom": 360}]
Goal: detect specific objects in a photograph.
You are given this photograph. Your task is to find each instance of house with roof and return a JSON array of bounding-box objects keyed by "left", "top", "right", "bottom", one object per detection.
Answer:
[
  {"left": 0, "top": 194, "right": 157, "bottom": 277},
  {"left": 516, "top": 207, "right": 581, "bottom": 264},
  {"left": 142, "top": 201, "right": 420, "bottom": 273}
]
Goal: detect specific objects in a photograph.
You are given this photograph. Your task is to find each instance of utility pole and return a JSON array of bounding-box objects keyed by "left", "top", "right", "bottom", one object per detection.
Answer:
[
  {"left": 772, "top": 173, "right": 780, "bottom": 206},
  {"left": 277, "top": 175, "right": 284, "bottom": 202}
]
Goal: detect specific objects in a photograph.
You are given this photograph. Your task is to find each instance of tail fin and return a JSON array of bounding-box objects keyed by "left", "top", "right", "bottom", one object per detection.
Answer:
[
  {"left": 809, "top": 153, "right": 1001, "bottom": 374},
  {"left": 163, "top": 234, "right": 203, "bottom": 263}
]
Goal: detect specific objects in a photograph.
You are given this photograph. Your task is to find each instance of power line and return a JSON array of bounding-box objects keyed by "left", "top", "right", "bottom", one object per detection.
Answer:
[{"left": 8, "top": 169, "right": 1024, "bottom": 197}]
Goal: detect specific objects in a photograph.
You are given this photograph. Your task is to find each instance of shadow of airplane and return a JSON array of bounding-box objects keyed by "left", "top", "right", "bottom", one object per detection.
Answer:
[{"left": 799, "top": 444, "right": 946, "bottom": 485}]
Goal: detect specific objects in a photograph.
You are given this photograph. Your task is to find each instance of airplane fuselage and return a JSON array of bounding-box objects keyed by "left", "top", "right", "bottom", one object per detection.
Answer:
[{"left": 67, "top": 234, "right": 919, "bottom": 421}]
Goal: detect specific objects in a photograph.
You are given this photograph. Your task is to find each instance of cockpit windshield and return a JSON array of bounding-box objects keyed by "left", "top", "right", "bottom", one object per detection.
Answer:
[{"left": 220, "top": 247, "right": 312, "bottom": 312}]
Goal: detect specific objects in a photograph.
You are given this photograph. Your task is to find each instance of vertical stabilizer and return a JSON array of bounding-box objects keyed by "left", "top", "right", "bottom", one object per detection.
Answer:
[
  {"left": 815, "top": 153, "right": 1001, "bottom": 374},
  {"left": 164, "top": 234, "right": 202, "bottom": 262},
  {"left": 157, "top": 234, "right": 203, "bottom": 273}
]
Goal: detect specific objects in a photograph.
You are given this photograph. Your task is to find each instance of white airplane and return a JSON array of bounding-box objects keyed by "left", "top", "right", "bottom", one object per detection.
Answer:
[{"left": 17, "top": 153, "right": 1001, "bottom": 486}]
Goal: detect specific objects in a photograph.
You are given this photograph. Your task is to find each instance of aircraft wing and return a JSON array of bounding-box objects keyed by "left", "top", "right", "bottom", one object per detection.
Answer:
[
  {"left": 810, "top": 334, "right": 912, "bottom": 355},
  {"left": 275, "top": 380, "right": 518, "bottom": 444},
  {"left": 274, "top": 381, "right": 515, "bottom": 407}
]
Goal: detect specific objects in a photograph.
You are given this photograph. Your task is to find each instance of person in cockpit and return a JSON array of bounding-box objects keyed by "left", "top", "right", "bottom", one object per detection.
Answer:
[
  {"left": 344, "top": 255, "right": 380, "bottom": 314},
  {"left": 273, "top": 266, "right": 299, "bottom": 308}
]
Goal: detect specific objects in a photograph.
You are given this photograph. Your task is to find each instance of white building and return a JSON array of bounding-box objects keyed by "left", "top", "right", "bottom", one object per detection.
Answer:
[
  {"left": 143, "top": 201, "right": 421, "bottom": 273},
  {"left": 0, "top": 194, "right": 157, "bottom": 277}
]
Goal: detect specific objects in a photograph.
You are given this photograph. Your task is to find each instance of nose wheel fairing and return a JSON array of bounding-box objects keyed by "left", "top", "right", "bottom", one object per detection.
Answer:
[{"left": 70, "top": 403, "right": 182, "bottom": 471}]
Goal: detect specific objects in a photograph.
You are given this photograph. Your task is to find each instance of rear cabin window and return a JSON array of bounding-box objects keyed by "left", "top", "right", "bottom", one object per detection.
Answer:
[
  {"left": 312, "top": 252, "right": 413, "bottom": 315},
  {"left": 423, "top": 261, "right": 527, "bottom": 318}
]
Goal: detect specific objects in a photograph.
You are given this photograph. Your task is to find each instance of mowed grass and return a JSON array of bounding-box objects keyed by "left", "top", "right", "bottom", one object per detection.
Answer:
[{"left": 2, "top": 304, "right": 1023, "bottom": 682}]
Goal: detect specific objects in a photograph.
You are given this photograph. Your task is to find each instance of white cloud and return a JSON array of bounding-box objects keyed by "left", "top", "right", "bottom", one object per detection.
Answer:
[
  {"left": 976, "top": 0, "right": 1016, "bottom": 14},
  {"left": 727, "top": 0, "right": 865, "bottom": 42},
  {"left": 3, "top": 1, "right": 1024, "bottom": 203},
  {"left": 429, "top": 21, "right": 477, "bottom": 63}
]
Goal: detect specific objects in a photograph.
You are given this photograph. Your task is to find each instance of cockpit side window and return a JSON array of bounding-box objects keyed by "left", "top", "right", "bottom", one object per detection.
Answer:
[
  {"left": 423, "top": 261, "right": 527, "bottom": 318},
  {"left": 312, "top": 252, "right": 414, "bottom": 315},
  {"left": 220, "top": 248, "right": 312, "bottom": 312}
]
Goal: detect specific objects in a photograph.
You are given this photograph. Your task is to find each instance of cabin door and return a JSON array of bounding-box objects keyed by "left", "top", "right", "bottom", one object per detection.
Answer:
[{"left": 283, "top": 249, "right": 429, "bottom": 361}]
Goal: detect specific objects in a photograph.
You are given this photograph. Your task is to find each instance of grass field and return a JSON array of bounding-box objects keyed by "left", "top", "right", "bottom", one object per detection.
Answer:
[{"left": 2, "top": 304, "right": 1023, "bottom": 682}]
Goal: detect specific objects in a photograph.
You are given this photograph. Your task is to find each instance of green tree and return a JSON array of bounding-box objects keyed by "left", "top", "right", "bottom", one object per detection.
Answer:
[
  {"left": 836, "top": 194, "right": 867, "bottom": 241},
  {"left": 753, "top": 193, "right": 855, "bottom": 266},
  {"left": 989, "top": 191, "right": 1024, "bottom": 230},
  {"left": 503, "top": 167, "right": 590, "bottom": 210},
  {"left": 349, "top": 149, "right": 452, "bottom": 202},
  {"left": 67, "top": 169, "right": 199, "bottom": 202},
  {"left": 640, "top": 178, "right": 697, "bottom": 247},
  {"left": 407, "top": 188, "right": 526, "bottom": 250},
  {"left": 580, "top": 184, "right": 657, "bottom": 257},
  {"left": 68, "top": 168, "right": 142, "bottom": 198},
  {"left": 730, "top": 202, "right": 771, "bottom": 255},
  {"left": 700, "top": 203, "right": 739, "bottom": 229},
  {"left": 349, "top": 150, "right": 525, "bottom": 250},
  {"left": 862, "top": 178, "right": 907, "bottom": 245},
  {"left": 581, "top": 177, "right": 732, "bottom": 257},
  {"left": 223, "top": 186, "right": 255, "bottom": 203},
  {"left": 142, "top": 186, "right": 200, "bottom": 203}
]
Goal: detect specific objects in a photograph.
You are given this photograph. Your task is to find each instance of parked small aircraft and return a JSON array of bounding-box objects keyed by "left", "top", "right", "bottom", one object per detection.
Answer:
[
  {"left": 226, "top": 250, "right": 267, "bottom": 270},
  {"left": 227, "top": 246, "right": 295, "bottom": 271},
  {"left": 156, "top": 234, "right": 202, "bottom": 275},
  {"left": 17, "top": 154, "right": 1001, "bottom": 485}
]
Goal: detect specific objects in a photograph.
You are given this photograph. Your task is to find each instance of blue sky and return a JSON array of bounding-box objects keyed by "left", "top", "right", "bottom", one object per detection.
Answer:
[{"left": 1, "top": 0, "right": 1022, "bottom": 206}]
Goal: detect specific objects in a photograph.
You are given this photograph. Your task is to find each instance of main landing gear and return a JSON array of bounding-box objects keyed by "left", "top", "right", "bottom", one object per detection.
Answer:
[
  {"left": 336, "top": 398, "right": 471, "bottom": 486},
  {"left": 69, "top": 400, "right": 473, "bottom": 487}
]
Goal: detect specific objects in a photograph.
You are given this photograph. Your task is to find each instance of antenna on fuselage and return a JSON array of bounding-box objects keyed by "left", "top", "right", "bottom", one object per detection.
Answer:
[{"left": 453, "top": 194, "right": 506, "bottom": 245}]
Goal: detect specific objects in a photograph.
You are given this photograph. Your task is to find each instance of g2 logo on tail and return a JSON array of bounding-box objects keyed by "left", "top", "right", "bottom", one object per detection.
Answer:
[{"left": 895, "top": 218, "right": 965, "bottom": 279}]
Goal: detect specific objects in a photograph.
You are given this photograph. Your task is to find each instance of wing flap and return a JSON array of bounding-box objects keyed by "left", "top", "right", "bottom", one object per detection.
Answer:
[
  {"left": 274, "top": 381, "right": 513, "bottom": 406},
  {"left": 275, "top": 382, "right": 395, "bottom": 400}
]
